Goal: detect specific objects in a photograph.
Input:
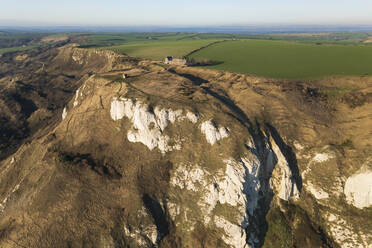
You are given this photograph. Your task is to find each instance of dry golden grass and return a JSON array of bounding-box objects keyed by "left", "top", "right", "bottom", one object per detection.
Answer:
[{"left": 1, "top": 45, "right": 371, "bottom": 247}]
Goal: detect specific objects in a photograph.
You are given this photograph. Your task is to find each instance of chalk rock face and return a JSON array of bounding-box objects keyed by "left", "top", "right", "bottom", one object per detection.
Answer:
[
  {"left": 312, "top": 152, "right": 334, "bottom": 163},
  {"left": 214, "top": 216, "right": 249, "bottom": 248},
  {"left": 110, "top": 98, "right": 125, "bottom": 121},
  {"left": 169, "top": 151, "right": 277, "bottom": 248},
  {"left": 122, "top": 207, "right": 159, "bottom": 247},
  {"left": 153, "top": 107, "right": 183, "bottom": 131},
  {"left": 200, "top": 120, "right": 229, "bottom": 145},
  {"left": 62, "top": 107, "right": 67, "bottom": 120},
  {"left": 168, "top": 132, "right": 302, "bottom": 247},
  {"left": 344, "top": 169, "right": 372, "bottom": 209},
  {"left": 171, "top": 165, "right": 206, "bottom": 192},
  {"left": 170, "top": 159, "right": 255, "bottom": 248},
  {"left": 307, "top": 182, "right": 329, "bottom": 200},
  {"left": 326, "top": 213, "right": 371, "bottom": 248},
  {"left": 110, "top": 97, "right": 184, "bottom": 153},
  {"left": 269, "top": 139, "right": 299, "bottom": 201},
  {"left": 216, "top": 158, "right": 262, "bottom": 217},
  {"left": 110, "top": 97, "right": 201, "bottom": 153},
  {"left": 186, "top": 111, "right": 199, "bottom": 124},
  {"left": 73, "top": 89, "right": 80, "bottom": 107},
  {"left": 199, "top": 158, "right": 252, "bottom": 225}
]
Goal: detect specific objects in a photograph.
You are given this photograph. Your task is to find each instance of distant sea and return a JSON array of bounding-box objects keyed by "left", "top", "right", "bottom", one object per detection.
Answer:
[{"left": 1, "top": 25, "right": 372, "bottom": 34}]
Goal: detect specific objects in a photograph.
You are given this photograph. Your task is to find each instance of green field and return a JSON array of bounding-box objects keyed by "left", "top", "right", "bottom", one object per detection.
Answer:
[
  {"left": 79, "top": 33, "right": 233, "bottom": 60},
  {"left": 104, "top": 39, "right": 222, "bottom": 60},
  {"left": 0, "top": 45, "right": 39, "bottom": 54},
  {"left": 80, "top": 32, "right": 372, "bottom": 79},
  {"left": 189, "top": 39, "right": 372, "bottom": 79},
  {"left": 2, "top": 31, "right": 372, "bottom": 79}
]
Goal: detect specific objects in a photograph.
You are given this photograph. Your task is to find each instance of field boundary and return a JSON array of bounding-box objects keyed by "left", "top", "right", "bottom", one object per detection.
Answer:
[{"left": 184, "top": 39, "right": 233, "bottom": 58}]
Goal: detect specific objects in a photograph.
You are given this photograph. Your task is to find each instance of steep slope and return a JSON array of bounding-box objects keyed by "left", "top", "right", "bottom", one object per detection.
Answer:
[
  {"left": 0, "top": 45, "right": 371, "bottom": 248},
  {"left": 0, "top": 43, "right": 134, "bottom": 160}
]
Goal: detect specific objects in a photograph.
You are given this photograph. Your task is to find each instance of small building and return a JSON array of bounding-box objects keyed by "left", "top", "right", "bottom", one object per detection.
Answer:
[{"left": 164, "top": 56, "right": 187, "bottom": 66}]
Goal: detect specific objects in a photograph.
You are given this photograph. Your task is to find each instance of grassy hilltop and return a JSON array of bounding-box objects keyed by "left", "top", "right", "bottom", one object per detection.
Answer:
[
  {"left": 2, "top": 31, "right": 372, "bottom": 79},
  {"left": 78, "top": 32, "right": 372, "bottom": 79}
]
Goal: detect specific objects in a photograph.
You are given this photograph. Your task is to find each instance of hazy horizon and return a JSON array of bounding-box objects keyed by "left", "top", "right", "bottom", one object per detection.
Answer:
[
  {"left": 1, "top": 0, "right": 372, "bottom": 27},
  {"left": 2, "top": 24, "right": 372, "bottom": 35}
]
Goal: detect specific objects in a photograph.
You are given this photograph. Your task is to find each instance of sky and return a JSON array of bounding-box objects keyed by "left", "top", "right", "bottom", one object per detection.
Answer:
[{"left": 1, "top": 0, "right": 372, "bottom": 26}]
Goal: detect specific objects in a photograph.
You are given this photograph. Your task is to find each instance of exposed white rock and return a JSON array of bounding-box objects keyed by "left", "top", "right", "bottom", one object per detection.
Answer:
[
  {"left": 122, "top": 207, "right": 159, "bottom": 246},
  {"left": 167, "top": 202, "right": 181, "bottom": 219},
  {"left": 344, "top": 169, "right": 372, "bottom": 209},
  {"left": 270, "top": 139, "right": 299, "bottom": 201},
  {"left": 240, "top": 157, "right": 261, "bottom": 215},
  {"left": 171, "top": 164, "right": 207, "bottom": 191},
  {"left": 10, "top": 157, "right": 15, "bottom": 164},
  {"left": 154, "top": 107, "right": 182, "bottom": 131},
  {"left": 301, "top": 166, "right": 311, "bottom": 180},
  {"left": 306, "top": 182, "right": 329, "bottom": 200},
  {"left": 218, "top": 160, "right": 248, "bottom": 207},
  {"left": 199, "top": 161, "right": 249, "bottom": 225},
  {"left": 110, "top": 98, "right": 125, "bottom": 121},
  {"left": 327, "top": 213, "right": 370, "bottom": 248},
  {"left": 313, "top": 152, "right": 333, "bottom": 163},
  {"left": 143, "top": 225, "right": 158, "bottom": 245},
  {"left": 293, "top": 141, "right": 304, "bottom": 151},
  {"left": 110, "top": 98, "right": 183, "bottom": 153},
  {"left": 186, "top": 111, "right": 199, "bottom": 124},
  {"left": 171, "top": 160, "right": 250, "bottom": 230},
  {"left": 73, "top": 89, "right": 79, "bottom": 107},
  {"left": 168, "top": 132, "right": 302, "bottom": 248},
  {"left": 72, "top": 54, "right": 84, "bottom": 64},
  {"left": 170, "top": 152, "right": 273, "bottom": 248},
  {"left": 126, "top": 111, "right": 171, "bottom": 153},
  {"left": 328, "top": 213, "right": 337, "bottom": 222},
  {"left": 245, "top": 137, "right": 256, "bottom": 151},
  {"left": 62, "top": 107, "right": 67, "bottom": 120},
  {"left": 123, "top": 226, "right": 148, "bottom": 246},
  {"left": 168, "top": 134, "right": 304, "bottom": 247},
  {"left": 200, "top": 120, "right": 229, "bottom": 145},
  {"left": 214, "top": 216, "right": 248, "bottom": 248}
]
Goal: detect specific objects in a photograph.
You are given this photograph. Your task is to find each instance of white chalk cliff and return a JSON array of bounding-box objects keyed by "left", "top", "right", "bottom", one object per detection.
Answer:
[
  {"left": 269, "top": 138, "right": 299, "bottom": 201},
  {"left": 168, "top": 134, "right": 301, "bottom": 247},
  {"left": 110, "top": 97, "right": 191, "bottom": 153},
  {"left": 200, "top": 120, "right": 230, "bottom": 145},
  {"left": 344, "top": 168, "right": 372, "bottom": 209},
  {"left": 109, "top": 97, "right": 302, "bottom": 247}
]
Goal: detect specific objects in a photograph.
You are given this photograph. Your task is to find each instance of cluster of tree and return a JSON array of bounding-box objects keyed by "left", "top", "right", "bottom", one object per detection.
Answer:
[{"left": 186, "top": 57, "right": 223, "bottom": 66}]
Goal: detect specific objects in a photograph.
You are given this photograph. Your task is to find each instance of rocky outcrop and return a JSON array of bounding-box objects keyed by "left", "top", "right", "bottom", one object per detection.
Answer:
[
  {"left": 326, "top": 213, "right": 371, "bottom": 248},
  {"left": 214, "top": 216, "right": 248, "bottom": 248},
  {"left": 62, "top": 107, "right": 67, "bottom": 120},
  {"left": 109, "top": 97, "right": 205, "bottom": 154},
  {"left": 344, "top": 168, "right": 372, "bottom": 209},
  {"left": 200, "top": 120, "right": 230, "bottom": 145},
  {"left": 168, "top": 130, "right": 301, "bottom": 247},
  {"left": 306, "top": 182, "right": 329, "bottom": 200},
  {"left": 269, "top": 137, "right": 300, "bottom": 201}
]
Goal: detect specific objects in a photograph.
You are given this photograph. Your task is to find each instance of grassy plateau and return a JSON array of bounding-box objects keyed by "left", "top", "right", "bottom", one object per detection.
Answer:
[
  {"left": 80, "top": 32, "right": 372, "bottom": 79},
  {"left": 3, "top": 31, "right": 372, "bottom": 79},
  {"left": 105, "top": 39, "right": 222, "bottom": 61},
  {"left": 189, "top": 39, "right": 372, "bottom": 79}
]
